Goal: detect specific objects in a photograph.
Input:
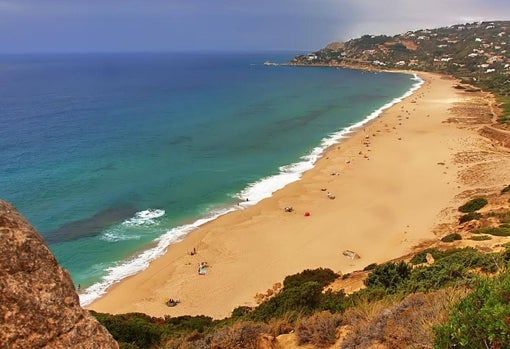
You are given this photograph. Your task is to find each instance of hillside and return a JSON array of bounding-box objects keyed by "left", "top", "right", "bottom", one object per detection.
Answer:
[{"left": 291, "top": 21, "right": 510, "bottom": 102}]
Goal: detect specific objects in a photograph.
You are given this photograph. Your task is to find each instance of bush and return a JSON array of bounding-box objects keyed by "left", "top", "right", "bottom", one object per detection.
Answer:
[
  {"left": 434, "top": 272, "right": 510, "bottom": 348},
  {"left": 92, "top": 312, "right": 164, "bottom": 349},
  {"left": 458, "top": 198, "right": 488, "bottom": 213},
  {"left": 248, "top": 281, "right": 324, "bottom": 321},
  {"left": 364, "top": 261, "right": 412, "bottom": 293},
  {"left": 459, "top": 212, "right": 482, "bottom": 223},
  {"left": 296, "top": 311, "right": 342, "bottom": 347},
  {"left": 441, "top": 233, "right": 462, "bottom": 242},
  {"left": 207, "top": 322, "right": 268, "bottom": 349},
  {"left": 501, "top": 184, "right": 510, "bottom": 194},
  {"left": 363, "top": 263, "right": 378, "bottom": 271},
  {"left": 283, "top": 268, "right": 338, "bottom": 289},
  {"left": 468, "top": 235, "right": 492, "bottom": 241},
  {"left": 410, "top": 248, "right": 470, "bottom": 265},
  {"left": 474, "top": 227, "right": 510, "bottom": 236}
]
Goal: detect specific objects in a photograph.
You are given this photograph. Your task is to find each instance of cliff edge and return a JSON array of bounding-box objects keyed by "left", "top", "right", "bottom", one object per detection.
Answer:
[{"left": 0, "top": 200, "right": 118, "bottom": 349}]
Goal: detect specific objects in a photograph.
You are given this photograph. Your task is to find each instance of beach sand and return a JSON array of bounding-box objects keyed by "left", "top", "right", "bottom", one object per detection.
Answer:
[{"left": 87, "top": 72, "right": 498, "bottom": 319}]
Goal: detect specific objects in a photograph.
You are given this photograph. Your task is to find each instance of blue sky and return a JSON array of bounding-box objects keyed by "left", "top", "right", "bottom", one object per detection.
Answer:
[{"left": 1, "top": 0, "right": 509, "bottom": 53}]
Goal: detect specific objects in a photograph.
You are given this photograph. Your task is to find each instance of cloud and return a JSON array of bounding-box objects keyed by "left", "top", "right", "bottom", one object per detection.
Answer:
[
  {"left": 0, "top": 0, "right": 508, "bottom": 52},
  {"left": 331, "top": 0, "right": 510, "bottom": 40}
]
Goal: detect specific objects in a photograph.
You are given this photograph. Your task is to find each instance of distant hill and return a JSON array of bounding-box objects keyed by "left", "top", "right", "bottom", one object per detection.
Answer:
[{"left": 291, "top": 21, "right": 510, "bottom": 96}]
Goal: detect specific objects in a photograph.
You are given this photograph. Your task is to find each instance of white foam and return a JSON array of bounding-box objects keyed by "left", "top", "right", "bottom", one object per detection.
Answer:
[
  {"left": 80, "top": 72, "right": 423, "bottom": 306},
  {"left": 79, "top": 206, "right": 236, "bottom": 306},
  {"left": 100, "top": 231, "right": 141, "bottom": 242},
  {"left": 122, "top": 209, "right": 165, "bottom": 227},
  {"left": 236, "top": 73, "right": 423, "bottom": 206}
]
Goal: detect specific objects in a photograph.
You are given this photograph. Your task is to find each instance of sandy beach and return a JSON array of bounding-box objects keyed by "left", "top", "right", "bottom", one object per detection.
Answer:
[{"left": 87, "top": 71, "right": 506, "bottom": 319}]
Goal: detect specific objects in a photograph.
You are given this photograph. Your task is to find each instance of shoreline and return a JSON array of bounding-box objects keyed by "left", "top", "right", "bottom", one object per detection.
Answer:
[
  {"left": 79, "top": 69, "right": 421, "bottom": 306},
  {"left": 87, "top": 71, "right": 488, "bottom": 319}
]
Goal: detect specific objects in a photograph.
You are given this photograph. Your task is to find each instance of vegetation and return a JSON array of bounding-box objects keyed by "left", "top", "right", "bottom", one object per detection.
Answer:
[
  {"left": 458, "top": 198, "right": 488, "bottom": 213},
  {"left": 291, "top": 21, "right": 510, "bottom": 125},
  {"left": 474, "top": 226, "right": 510, "bottom": 236},
  {"left": 468, "top": 235, "right": 492, "bottom": 241},
  {"left": 434, "top": 271, "right": 510, "bottom": 348},
  {"left": 441, "top": 233, "right": 462, "bottom": 242},
  {"left": 459, "top": 211, "right": 482, "bottom": 223},
  {"left": 92, "top": 246, "right": 510, "bottom": 348},
  {"left": 501, "top": 184, "right": 510, "bottom": 195}
]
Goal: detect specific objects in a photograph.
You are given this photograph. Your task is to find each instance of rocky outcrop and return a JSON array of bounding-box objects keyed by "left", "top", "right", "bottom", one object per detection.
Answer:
[{"left": 0, "top": 200, "right": 118, "bottom": 349}]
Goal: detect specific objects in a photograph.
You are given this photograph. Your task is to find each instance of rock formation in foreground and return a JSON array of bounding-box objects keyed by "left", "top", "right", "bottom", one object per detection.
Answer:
[{"left": 0, "top": 200, "right": 118, "bottom": 349}]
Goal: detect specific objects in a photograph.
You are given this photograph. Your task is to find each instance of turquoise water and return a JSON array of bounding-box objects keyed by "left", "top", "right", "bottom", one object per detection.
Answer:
[{"left": 0, "top": 52, "right": 418, "bottom": 303}]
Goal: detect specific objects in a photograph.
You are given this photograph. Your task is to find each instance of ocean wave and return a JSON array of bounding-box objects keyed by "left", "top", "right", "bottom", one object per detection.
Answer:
[
  {"left": 235, "top": 73, "right": 423, "bottom": 206},
  {"left": 122, "top": 209, "right": 165, "bottom": 227},
  {"left": 100, "top": 231, "right": 142, "bottom": 242},
  {"left": 80, "top": 73, "right": 423, "bottom": 306},
  {"left": 79, "top": 206, "right": 235, "bottom": 306}
]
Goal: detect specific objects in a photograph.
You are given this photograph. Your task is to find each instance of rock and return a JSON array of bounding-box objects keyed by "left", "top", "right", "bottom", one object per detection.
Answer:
[
  {"left": 342, "top": 250, "right": 361, "bottom": 260},
  {"left": 0, "top": 200, "right": 118, "bottom": 349}
]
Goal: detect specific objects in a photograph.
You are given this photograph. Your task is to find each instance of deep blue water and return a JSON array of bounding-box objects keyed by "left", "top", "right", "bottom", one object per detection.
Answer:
[{"left": 0, "top": 52, "right": 418, "bottom": 303}]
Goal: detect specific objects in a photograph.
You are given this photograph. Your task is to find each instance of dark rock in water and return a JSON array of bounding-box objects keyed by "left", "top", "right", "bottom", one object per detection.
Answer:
[
  {"left": 44, "top": 206, "right": 138, "bottom": 244},
  {"left": 0, "top": 199, "right": 119, "bottom": 349}
]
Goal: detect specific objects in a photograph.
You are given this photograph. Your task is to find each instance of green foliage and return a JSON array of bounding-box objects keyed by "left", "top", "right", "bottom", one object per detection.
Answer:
[
  {"left": 441, "top": 233, "right": 462, "bottom": 242},
  {"left": 283, "top": 268, "right": 338, "bottom": 289},
  {"left": 92, "top": 249, "right": 510, "bottom": 348},
  {"left": 474, "top": 227, "right": 510, "bottom": 236},
  {"left": 459, "top": 211, "right": 482, "bottom": 223},
  {"left": 468, "top": 235, "right": 492, "bottom": 241},
  {"left": 247, "top": 281, "right": 323, "bottom": 321},
  {"left": 92, "top": 312, "right": 164, "bottom": 349},
  {"left": 410, "top": 248, "right": 467, "bottom": 265},
  {"left": 434, "top": 271, "right": 510, "bottom": 348},
  {"left": 363, "top": 263, "right": 378, "bottom": 271},
  {"left": 317, "top": 289, "right": 348, "bottom": 313},
  {"left": 501, "top": 184, "right": 510, "bottom": 195},
  {"left": 231, "top": 306, "right": 252, "bottom": 319},
  {"left": 397, "top": 248, "right": 500, "bottom": 293},
  {"left": 458, "top": 198, "right": 488, "bottom": 213},
  {"left": 364, "top": 261, "right": 412, "bottom": 293},
  {"left": 163, "top": 315, "right": 214, "bottom": 335}
]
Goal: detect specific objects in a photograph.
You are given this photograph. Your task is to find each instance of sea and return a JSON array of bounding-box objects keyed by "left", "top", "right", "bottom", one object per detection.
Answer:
[{"left": 0, "top": 51, "right": 421, "bottom": 305}]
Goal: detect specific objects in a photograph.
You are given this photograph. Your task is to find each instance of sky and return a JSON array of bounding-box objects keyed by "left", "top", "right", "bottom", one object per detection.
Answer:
[{"left": 0, "top": 0, "right": 509, "bottom": 53}]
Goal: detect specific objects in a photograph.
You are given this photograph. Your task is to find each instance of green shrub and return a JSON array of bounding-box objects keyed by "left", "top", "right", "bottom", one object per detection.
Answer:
[
  {"left": 501, "top": 184, "right": 510, "bottom": 194},
  {"left": 434, "top": 272, "right": 510, "bottom": 348},
  {"left": 163, "top": 315, "right": 215, "bottom": 335},
  {"left": 468, "top": 235, "right": 492, "bottom": 241},
  {"left": 92, "top": 312, "right": 163, "bottom": 349},
  {"left": 474, "top": 227, "right": 510, "bottom": 236},
  {"left": 458, "top": 198, "right": 488, "bottom": 213},
  {"left": 459, "top": 212, "right": 482, "bottom": 223},
  {"left": 248, "top": 281, "right": 324, "bottom": 321},
  {"left": 231, "top": 306, "right": 252, "bottom": 318},
  {"left": 364, "top": 261, "right": 412, "bottom": 293},
  {"left": 283, "top": 268, "right": 338, "bottom": 289},
  {"left": 441, "top": 233, "right": 462, "bottom": 243},
  {"left": 410, "top": 248, "right": 466, "bottom": 265},
  {"left": 363, "top": 263, "right": 378, "bottom": 271}
]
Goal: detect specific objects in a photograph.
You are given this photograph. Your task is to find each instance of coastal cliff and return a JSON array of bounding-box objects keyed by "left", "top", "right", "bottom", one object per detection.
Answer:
[{"left": 0, "top": 200, "right": 118, "bottom": 349}]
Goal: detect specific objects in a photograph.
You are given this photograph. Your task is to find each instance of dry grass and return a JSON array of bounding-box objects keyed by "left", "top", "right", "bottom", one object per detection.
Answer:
[
  {"left": 340, "top": 288, "right": 467, "bottom": 349},
  {"left": 295, "top": 311, "right": 343, "bottom": 348}
]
